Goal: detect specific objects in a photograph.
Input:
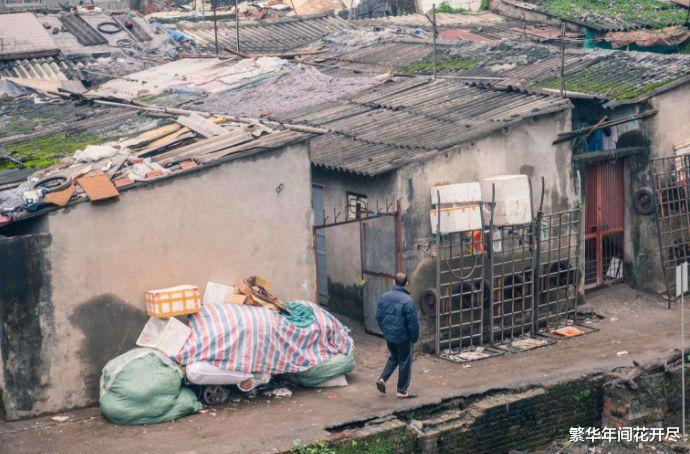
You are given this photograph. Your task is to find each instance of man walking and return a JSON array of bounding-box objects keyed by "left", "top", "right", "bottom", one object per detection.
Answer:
[{"left": 375, "top": 272, "right": 419, "bottom": 399}]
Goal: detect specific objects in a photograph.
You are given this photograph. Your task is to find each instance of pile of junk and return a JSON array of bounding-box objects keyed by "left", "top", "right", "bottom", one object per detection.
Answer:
[{"left": 99, "top": 276, "right": 355, "bottom": 425}]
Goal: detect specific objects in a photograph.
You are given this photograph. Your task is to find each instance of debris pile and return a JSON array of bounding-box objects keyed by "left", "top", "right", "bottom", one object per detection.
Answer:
[{"left": 98, "top": 277, "right": 354, "bottom": 424}]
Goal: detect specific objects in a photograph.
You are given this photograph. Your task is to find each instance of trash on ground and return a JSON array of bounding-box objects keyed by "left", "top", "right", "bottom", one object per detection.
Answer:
[
  {"left": 50, "top": 415, "right": 69, "bottom": 422},
  {"left": 98, "top": 276, "right": 354, "bottom": 423},
  {"left": 265, "top": 388, "right": 292, "bottom": 398},
  {"left": 617, "top": 351, "right": 629, "bottom": 357},
  {"left": 553, "top": 326, "right": 584, "bottom": 337},
  {"left": 99, "top": 348, "right": 204, "bottom": 425}
]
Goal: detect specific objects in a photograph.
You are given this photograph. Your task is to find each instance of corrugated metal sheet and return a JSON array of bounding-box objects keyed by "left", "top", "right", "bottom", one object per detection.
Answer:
[
  {"left": 274, "top": 77, "right": 572, "bottom": 175},
  {"left": 60, "top": 14, "right": 108, "bottom": 46},
  {"left": 167, "top": 13, "right": 353, "bottom": 54},
  {"left": 88, "top": 57, "right": 289, "bottom": 100},
  {"left": 0, "top": 12, "right": 59, "bottom": 60}
]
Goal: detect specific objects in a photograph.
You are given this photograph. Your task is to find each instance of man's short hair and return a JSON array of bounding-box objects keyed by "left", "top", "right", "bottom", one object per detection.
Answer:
[{"left": 395, "top": 272, "right": 408, "bottom": 287}]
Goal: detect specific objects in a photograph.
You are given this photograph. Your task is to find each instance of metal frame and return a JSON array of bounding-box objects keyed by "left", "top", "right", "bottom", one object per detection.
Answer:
[
  {"left": 535, "top": 208, "right": 582, "bottom": 329},
  {"left": 312, "top": 197, "right": 403, "bottom": 307},
  {"left": 649, "top": 155, "right": 690, "bottom": 306},
  {"left": 434, "top": 179, "right": 583, "bottom": 359}
]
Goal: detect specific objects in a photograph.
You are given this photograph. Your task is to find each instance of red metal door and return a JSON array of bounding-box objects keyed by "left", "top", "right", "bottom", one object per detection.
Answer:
[{"left": 584, "top": 161, "right": 625, "bottom": 288}]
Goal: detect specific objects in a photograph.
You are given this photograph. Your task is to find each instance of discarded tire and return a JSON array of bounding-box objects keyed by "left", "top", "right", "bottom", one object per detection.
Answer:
[
  {"left": 633, "top": 187, "right": 655, "bottom": 215},
  {"left": 31, "top": 174, "right": 72, "bottom": 193},
  {"left": 97, "top": 21, "right": 122, "bottom": 34}
]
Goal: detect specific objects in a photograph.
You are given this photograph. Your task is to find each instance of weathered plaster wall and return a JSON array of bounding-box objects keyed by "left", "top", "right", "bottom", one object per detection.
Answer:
[
  {"left": 311, "top": 167, "right": 396, "bottom": 322},
  {"left": 0, "top": 143, "right": 315, "bottom": 419},
  {"left": 622, "top": 86, "right": 690, "bottom": 294},
  {"left": 397, "top": 110, "right": 576, "bottom": 342}
]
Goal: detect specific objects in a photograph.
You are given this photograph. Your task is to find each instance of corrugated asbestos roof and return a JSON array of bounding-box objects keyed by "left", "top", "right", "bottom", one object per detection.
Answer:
[
  {"left": 273, "top": 77, "right": 572, "bottom": 176},
  {"left": 167, "top": 13, "right": 353, "bottom": 54},
  {"left": 518, "top": 0, "right": 690, "bottom": 32},
  {"left": 307, "top": 39, "right": 690, "bottom": 104},
  {"left": 356, "top": 12, "right": 569, "bottom": 43},
  {"left": 0, "top": 56, "right": 75, "bottom": 81}
]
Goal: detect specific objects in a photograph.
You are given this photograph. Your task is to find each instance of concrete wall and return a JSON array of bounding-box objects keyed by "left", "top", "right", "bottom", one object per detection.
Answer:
[
  {"left": 0, "top": 143, "right": 315, "bottom": 419},
  {"left": 397, "top": 110, "right": 576, "bottom": 341},
  {"left": 619, "top": 85, "right": 690, "bottom": 294}
]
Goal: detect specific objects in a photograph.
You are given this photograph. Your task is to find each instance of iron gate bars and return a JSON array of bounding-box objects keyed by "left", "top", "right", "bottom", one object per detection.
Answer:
[
  {"left": 434, "top": 191, "right": 583, "bottom": 354},
  {"left": 436, "top": 229, "right": 487, "bottom": 354},
  {"left": 489, "top": 223, "right": 536, "bottom": 344},
  {"left": 535, "top": 209, "right": 582, "bottom": 329},
  {"left": 649, "top": 155, "right": 690, "bottom": 305}
]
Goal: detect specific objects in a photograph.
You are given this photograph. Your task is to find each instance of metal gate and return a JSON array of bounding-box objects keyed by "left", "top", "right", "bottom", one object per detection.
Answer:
[
  {"left": 436, "top": 229, "right": 487, "bottom": 353},
  {"left": 584, "top": 161, "right": 625, "bottom": 287},
  {"left": 434, "top": 185, "right": 582, "bottom": 357},
  {"left": 535, "top": 209, "right": 582, "bottom": 329},
  {"left": 312, "top": 198, "right": 401, "bottom": 333},
  {"left": 649, "top": 155, "right": 690, "bottom": 303},
  {"left": 489, "top": 223, "right": 536, "bottom": 344}
]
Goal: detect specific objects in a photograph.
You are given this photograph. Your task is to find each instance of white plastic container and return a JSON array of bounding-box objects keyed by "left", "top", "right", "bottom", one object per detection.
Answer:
[
  {"left": 480, "top": 175, "right": 532, "bottom": 226},
  {"left": 202, "top": 281, "right": 237, "bottom": 305},
  {"left": 136, "top": 317, "right": 191, "bottom": 357},
  {"left": 429, "top": 182, "right": 482, "bottom": 234}
]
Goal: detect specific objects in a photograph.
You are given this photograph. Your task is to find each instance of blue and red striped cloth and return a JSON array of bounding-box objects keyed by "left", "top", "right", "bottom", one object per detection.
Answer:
[{"left": 176, "top": 301, "right": 354, "bottom": 375}]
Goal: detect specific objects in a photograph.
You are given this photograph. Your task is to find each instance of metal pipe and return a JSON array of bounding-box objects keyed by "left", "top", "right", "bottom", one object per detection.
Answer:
[
  {"left": 235, "top": 0, "right": 241, "bottom": 55},
  {"left": 213, "top": 3, "right": 219, "bottom": 58},
  {"left": 432, "top": 4, "right": 437, "bottom": 81},
  {"left": 435, "top": 190, "right": 442, "bottom": 355}
]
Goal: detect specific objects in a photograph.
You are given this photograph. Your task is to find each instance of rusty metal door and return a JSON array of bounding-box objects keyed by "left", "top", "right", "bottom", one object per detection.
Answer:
[{"left": 584, "top": 161, "right": 625, "bottom": 287}]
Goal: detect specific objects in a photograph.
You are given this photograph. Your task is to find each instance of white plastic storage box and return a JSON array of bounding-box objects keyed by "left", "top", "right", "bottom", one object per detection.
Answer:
[
  {"left": 429, "top": 182, "right": 482, "bottom": 234},
  {"left": 136, "top": 317, "right": 191, "bottom": 357},
  {"left": 480, "top": 175, "right": 532, "bottom": 226},
  {"left": 202, "top": 282, "right": 236, "bottom": 305}
]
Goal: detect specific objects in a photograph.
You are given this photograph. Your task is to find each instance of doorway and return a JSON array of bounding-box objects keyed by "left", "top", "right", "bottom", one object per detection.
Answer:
[{"left": 584, "top": 160, "right": 625, "bottom": 288}]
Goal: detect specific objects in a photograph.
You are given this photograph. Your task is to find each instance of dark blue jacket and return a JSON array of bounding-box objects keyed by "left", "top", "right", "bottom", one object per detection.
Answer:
[{"left": 376, "top": 286, "right": 419, "bottom": 344}]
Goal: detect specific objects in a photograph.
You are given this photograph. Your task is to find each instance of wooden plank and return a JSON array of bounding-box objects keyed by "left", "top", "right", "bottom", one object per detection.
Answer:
[{"left": 76, "top": 173, "right": 119, "bottom": 202}]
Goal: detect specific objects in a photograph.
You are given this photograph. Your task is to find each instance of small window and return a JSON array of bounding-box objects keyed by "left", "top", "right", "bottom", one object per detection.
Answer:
[{"left": 347, "top": 192, "right": 367, "bottom": 220}]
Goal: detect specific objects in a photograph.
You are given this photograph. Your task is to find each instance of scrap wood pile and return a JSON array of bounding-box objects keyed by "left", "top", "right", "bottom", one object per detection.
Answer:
[
  {"left": 99, "top": 276, "right": 355, "bottom": 425},
  {"left": 0, "top": 112, "right": 280, "bottom": 225}
]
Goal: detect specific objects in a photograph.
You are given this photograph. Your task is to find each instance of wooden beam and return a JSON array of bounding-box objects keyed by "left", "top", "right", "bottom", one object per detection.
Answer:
[{"left": 571, "top": 146, "right": 649, "bottom": 164}]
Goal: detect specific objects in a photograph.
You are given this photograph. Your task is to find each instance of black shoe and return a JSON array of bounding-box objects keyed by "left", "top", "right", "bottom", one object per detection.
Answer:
[{"left": 376, "top": 380, "right": 386, "bottom": 394}]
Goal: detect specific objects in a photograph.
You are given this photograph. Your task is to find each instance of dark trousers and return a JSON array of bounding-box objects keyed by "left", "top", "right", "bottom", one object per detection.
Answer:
[{"left": 379, "top": 341, "right": 413, "bottom": 394}]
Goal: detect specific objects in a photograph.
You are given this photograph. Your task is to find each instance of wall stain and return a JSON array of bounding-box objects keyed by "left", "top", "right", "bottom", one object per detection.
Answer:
[
  {"left": 0, "top": 234, "right": 54, "bottom": 417},
  {"left": 68, "top": 294, "right": 147, "bottom": 401}
]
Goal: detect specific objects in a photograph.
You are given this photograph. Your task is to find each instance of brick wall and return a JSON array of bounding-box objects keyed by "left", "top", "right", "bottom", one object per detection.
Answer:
[
  {"left": 318, "top": 374, "right": 607, "bottom": 454},
  {"left": 603, "top": 365, "right": 690, "bottom": 430}
]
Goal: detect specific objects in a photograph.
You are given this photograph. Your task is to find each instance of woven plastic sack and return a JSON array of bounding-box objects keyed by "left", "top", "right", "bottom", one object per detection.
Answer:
[
  {"left": 292, "top": 352, "right": 355, "bottom": 387},
  {"left": 100, "top": 348, "right": 203, "bottom": 425}
]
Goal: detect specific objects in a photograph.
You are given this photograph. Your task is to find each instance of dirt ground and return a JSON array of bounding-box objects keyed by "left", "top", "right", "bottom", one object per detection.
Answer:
[{"left": 1, "top": 284, "right": 686, "bottom": 453}]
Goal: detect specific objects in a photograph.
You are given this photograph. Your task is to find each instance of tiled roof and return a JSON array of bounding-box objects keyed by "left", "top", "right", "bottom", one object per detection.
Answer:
[
  {"left": 166, "top": 13, "right": 353, "bottom": 54},
  {"left": 273, "top": 77, "right": 572, "bottom": 175}
]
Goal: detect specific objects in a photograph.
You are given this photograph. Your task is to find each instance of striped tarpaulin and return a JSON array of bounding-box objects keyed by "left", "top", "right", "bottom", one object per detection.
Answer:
[{"left": 176, "top": 301, "right": 353, "bottom": 375}]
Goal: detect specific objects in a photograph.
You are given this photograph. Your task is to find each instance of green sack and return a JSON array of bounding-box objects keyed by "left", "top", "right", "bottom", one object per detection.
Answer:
[
  {"left": 100, "top": 348, "right": 204, "bottom": 425},
  {"left": 293, "top": 352, "right": 355, "bottom": 387}
]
